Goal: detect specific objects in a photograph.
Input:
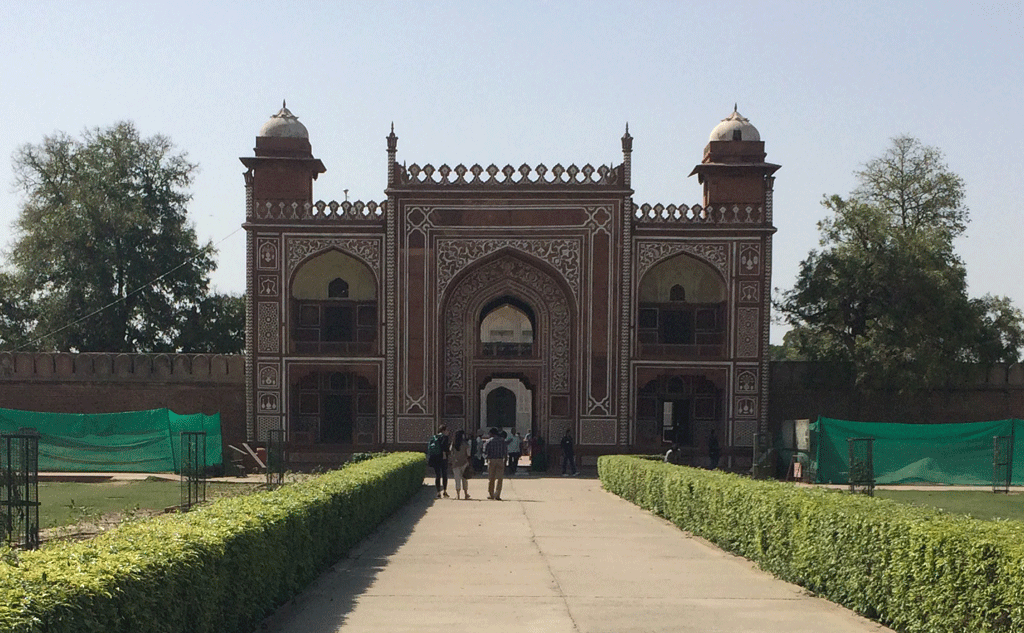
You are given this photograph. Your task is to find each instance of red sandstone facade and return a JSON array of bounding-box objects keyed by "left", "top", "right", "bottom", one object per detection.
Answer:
[{"left": 241, "top": 105, "right": 779, "bottom": 468}]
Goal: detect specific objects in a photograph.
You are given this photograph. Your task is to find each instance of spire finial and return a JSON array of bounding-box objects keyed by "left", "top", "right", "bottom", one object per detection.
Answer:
[
  {"left": 734, "top": 102, "right": 738, "bottom": 112},
  {"left": 283, "top": 99, "right": 287, "bottom": 109}
]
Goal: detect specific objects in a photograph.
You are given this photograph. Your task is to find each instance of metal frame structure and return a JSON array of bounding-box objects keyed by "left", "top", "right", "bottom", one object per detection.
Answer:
[
  {"left": 266, "top": 428, "right": 287, "bottom": 487},
  {"left": 1, "top": 431, "right": 40, "bottom": 550},
  {"left": 847, "top": 437, "right": 875, "bottom": 496},
  {"left": 993, "top": 434, "right": 1013, "bottom": 493},
  {"left": 180, "top": 431, "right": 207, "bottom": 510}
]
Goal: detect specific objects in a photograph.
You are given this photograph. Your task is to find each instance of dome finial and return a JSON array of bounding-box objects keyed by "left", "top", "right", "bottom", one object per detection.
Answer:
[{"left": 283, "top": 99, "right": 287, "bottom": 109}]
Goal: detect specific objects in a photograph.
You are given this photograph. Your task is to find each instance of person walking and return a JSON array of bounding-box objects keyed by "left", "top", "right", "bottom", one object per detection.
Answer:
[
  {"left": 450, "top": 429, "right": 472, "bottom": 499},
  {"left": 484, "top": 426, "right": 509, "bottom": 500},
  {"left": 507, "top": 431, "right": 522, "bottom": 475},
  {"left": 427, "top": 424, "right": 451, "bottom": 498},
  {"left": 560, "top": 428, "right": 578, "bottom": 476}
]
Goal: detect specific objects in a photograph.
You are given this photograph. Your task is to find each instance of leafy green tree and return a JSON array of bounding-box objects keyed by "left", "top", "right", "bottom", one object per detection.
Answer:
[
  {"left": 775, "top": 136, "right": 1022, "bottom": 390},
  {"left": 4, "top": 121, "right": 243, "bottom": 353}
]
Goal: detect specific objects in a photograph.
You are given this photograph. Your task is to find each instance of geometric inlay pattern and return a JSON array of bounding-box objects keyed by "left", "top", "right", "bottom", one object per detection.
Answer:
[
  {"left": 397, "top": 417, "right": 435, "bottom": 444},
  {"left": 732, "top": 418, "right": 757, "bottom": 447},
  {"left": 636, "top": 241, "right": 728, "bottom": 280},
  {"left": 256, "top": 415, "right": 281, "bottom": 442},
  {"left": 436, "top": 238, "right": 581, "bottom": 301},
  {"left": 579, "top": 419, "right": 617, "bottom": 445},
  {"left": 257, "top": 302, "right": 280, "bottom": 354},
  {"left": 736, "top": 307, "right": 759, "bottom": 358}
]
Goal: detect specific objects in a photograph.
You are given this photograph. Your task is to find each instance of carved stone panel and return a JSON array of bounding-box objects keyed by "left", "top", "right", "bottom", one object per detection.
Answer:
[
  {"left": 257, "top": 238, "right": 279, "bottom": 270},
  {"left": 736, "top": 368, "right": 758, "bottom": 394},
  {"left": 285, "top": 237, "right": 382, "bottom": 280},
  {"left": 436, "top": 238, "right": 581, "bottom": 301},
  {"left": 636, "top": 241, "right": 728, "bottom": 281},
  {"left": 739, "top": 243, "right": 761, "bottom": 276}
]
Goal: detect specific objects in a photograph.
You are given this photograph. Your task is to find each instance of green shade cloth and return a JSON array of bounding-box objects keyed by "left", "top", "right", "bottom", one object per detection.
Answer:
[
  {"left": 0, "top": 408, "right": 221, "bottom": 472},
  {"left": 813, "top": 417, "right": 1024, "bottom": 485}
]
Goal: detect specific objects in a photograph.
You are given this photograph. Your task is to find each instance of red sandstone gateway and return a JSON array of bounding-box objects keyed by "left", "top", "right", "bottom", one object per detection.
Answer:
[{"left": 238, "top": 103, "right": 778, "bottom": 471}]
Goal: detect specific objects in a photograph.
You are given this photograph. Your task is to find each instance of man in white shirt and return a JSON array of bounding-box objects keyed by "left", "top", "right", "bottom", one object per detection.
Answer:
[{"left": 507, "top": 431, "right": 522, "bottom": 474}]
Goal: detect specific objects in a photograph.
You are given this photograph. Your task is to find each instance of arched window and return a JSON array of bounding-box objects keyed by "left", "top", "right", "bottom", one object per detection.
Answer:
[
  {"left": 670, "top": 284, "right": 686, "bottom": 302},
  {"left": 328, "top": 278, "right": 349, "bottom": 298}
]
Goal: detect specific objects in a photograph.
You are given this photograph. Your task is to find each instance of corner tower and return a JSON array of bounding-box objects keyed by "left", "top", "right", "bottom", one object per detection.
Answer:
[{"left": 240, "top": 103, "right": 327, "bottom": 445}]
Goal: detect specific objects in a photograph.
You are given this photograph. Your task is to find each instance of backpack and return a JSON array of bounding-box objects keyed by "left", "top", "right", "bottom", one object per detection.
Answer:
[{"left": 427, "top": 433, "right": 444, "bottom": 457}]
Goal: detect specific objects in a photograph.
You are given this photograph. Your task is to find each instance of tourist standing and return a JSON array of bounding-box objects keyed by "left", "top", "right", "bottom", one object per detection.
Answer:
[
  {"left": 473, "top": 432, "right": 486, "bottom": 472},
  {"left": 427, "top": 424, "right": 451, "bottom": 498},
  {"left": 484, "top": 427, "right": 509, "bottom": 500},
  {"left": 708, "top": 429, "right": 721, "bottom": 470},
  {"left": 560, "top": 428, "right": 578, "bottom": 476},
  {"left": 507, "top": 431, "right": 522, "bottom": 475},
  {"left": 450, "top": 429, "right": 472, "bottom": 500}
]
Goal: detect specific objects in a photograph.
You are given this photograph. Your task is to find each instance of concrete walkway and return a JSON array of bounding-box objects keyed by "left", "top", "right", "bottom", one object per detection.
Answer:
[{"left": 258, "top": 474, "right": 894, "bottom": 633}]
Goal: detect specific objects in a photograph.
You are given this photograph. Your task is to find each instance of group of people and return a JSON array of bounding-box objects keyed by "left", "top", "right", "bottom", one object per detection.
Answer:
[{"left": 426, "top": 426, "right": 581, "bottom": 500}]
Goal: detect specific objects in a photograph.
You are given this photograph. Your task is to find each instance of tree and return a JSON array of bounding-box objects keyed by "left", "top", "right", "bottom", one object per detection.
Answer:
[
  {"left": 4, "top": 121, "right": 243, "bottom": 353},
  {"left": 775, "top": 136, "right": 1022, "bottom": 391}
]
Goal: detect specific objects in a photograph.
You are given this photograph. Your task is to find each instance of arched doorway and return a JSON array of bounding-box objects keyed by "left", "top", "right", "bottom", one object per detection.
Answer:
[
  {"left": 480, "top": 377, "right": 533, "bottom": 433},
  {"left": 441, "top": 253, "right": 573, "bottom": 442}
]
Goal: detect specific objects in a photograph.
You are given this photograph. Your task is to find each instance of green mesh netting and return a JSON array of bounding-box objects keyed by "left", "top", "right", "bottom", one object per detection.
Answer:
[
  {"left": 813, "top": 417, "right": 1024, "bottom": 485},
  {"left": 0, "top": 408, "right": 221, "bottom": 472}
]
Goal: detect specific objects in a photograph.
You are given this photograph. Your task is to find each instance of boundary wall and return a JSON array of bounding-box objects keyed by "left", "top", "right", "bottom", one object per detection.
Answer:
[
  {"left": 0, "top": 352, "right": 245, "bottom": 469},
  {"left": 770, "top": 361, "right": 1024, "bottom": 426},
  {"left": 2, "top": 354, "right": 1022, "bottom": 472}
]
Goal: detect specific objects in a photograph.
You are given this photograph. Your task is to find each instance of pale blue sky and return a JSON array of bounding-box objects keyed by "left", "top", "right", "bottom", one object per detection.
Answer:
[{"left": 1, "top": 1, "right": 1021, "bottom": 344}]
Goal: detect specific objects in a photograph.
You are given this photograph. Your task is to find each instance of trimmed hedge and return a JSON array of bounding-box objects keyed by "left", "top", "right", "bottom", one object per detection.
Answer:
[
  {"left": 599, "top": 455, "right": 1024, "bottom": 633},
  {"left": 0, "top": 451, "right": 426, "bottom": 633}
]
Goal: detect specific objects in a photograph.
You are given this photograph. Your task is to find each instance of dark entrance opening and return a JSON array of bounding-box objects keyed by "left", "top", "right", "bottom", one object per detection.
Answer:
[
  {"left": 324, "top": 306, "right": 354, "bottom": 341},
  {"left": 322, "top": 393, "right": 353, "bottom": 443},
  {"left": 487, "top": 387, "right": 517, "bottom": 430},
  {"left": 661, "top": 398, "right": 692, "bottom": 445}
]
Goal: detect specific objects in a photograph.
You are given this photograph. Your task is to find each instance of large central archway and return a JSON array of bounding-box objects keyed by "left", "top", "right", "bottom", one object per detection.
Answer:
[{"left": 440, "top": 252, "right": 573, "bottom": 440}]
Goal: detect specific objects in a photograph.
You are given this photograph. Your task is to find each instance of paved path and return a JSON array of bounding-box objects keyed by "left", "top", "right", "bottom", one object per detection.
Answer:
[{"left": 258, "top": 474, "right": 894, "bottom": 633}]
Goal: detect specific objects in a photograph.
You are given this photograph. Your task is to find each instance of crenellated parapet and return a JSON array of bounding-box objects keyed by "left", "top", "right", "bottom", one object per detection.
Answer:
[
  {"left": 0, "top": 352, "right": 244, "bottom": 383},
  {"left": 393, "top": 162, "right": 624, "bottom": 187},
  {"left": 253, "top": 200, "right": 385, "bottom": 223},
  {"left": 633, "top": 203, "right": 765, "bottom": 224}
]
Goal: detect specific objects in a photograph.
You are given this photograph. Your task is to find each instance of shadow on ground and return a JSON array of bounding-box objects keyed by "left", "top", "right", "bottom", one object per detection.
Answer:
[{"left": 255, "top": 483, "right": 433, "bottom": 632}]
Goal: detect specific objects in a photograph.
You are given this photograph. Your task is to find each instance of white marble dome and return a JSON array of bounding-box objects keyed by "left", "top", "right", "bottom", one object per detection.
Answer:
[
  {"left": 258, "top": 101, "right": 309, "bottom": 138},
  {"left": 709, "top": 105, "right": 760, "bottom": 142}
]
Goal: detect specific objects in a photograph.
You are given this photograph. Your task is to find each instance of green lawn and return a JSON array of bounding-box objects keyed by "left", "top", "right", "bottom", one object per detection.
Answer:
[
  {"left": 874, "top": 489, "right": 1024, "bottom": 522},
  {"left": 38, "top": 479, "right": 259, "bottom": 529}
]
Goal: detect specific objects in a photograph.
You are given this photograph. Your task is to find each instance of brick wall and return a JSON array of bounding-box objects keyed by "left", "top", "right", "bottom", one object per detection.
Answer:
[
  {"left": 0, "top": 353, "right": 245, "bottom": 467},
  {"left": 769, "top": 361, "right": 1024, "bottom": 427}
]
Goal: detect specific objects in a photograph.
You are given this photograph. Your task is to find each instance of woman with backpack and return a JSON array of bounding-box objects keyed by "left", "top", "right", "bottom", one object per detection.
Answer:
[{"left": 427, "top": 424, "right": 451, "bottom": 498}]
